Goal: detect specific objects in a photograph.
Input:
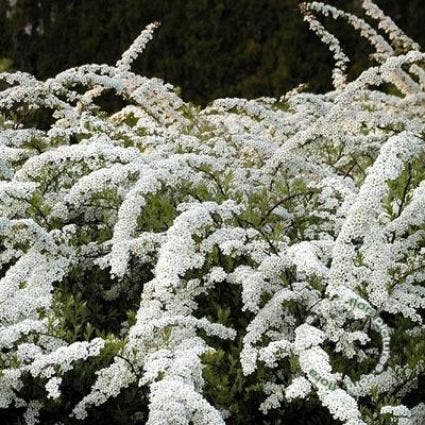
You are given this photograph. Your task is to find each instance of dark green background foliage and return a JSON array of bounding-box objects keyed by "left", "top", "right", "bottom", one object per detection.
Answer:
[{"left": 0, "top": 0, "right": 423, "bottom": 104}]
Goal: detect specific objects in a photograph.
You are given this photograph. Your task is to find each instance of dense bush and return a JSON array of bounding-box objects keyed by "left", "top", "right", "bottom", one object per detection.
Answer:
[{"left": 0, "top": 1, "right": 425, "bottom": 424}]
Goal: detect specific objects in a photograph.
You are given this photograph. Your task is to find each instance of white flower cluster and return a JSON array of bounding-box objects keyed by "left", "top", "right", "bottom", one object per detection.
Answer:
[{"left": 0, "top": 2, "right": 424, "bottom": 424}]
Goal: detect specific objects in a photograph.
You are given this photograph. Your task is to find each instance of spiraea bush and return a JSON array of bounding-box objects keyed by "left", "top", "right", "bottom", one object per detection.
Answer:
[{"left": 0, "top": 1, "right": 424, "bottom": 424}]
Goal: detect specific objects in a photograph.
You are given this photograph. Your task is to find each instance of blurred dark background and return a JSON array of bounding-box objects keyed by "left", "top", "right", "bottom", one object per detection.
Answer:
[{"left": 0, "top": 0, "right": 423, "bottom": 105}]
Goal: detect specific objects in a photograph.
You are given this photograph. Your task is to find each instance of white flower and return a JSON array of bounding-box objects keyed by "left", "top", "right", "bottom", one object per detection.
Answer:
[
  {"left": 285, "top": 377, "right": 312, "bottom": 401},
  {"left": 46, "top": 377, "right": 62, "bottom": 399}
]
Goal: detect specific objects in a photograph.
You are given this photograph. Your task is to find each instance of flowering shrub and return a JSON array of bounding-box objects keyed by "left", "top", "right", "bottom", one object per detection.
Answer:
[{"left": 0, "top": 1, "right": 425, "bottom": 424}]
